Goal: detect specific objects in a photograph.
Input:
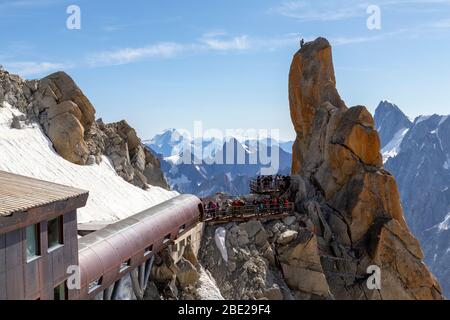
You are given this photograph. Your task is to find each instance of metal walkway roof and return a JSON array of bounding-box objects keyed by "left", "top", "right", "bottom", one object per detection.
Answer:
[{"left": 0, "top": 171, "right": 88, "bottom": 217}]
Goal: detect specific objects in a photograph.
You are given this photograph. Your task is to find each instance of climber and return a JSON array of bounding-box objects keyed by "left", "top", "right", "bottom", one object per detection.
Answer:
[{"left": 300, "top": 38, "right": 305, "bottom": 48}]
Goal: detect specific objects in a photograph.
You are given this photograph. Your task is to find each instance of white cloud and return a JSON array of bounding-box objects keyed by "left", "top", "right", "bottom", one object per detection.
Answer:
[
  {"left": 431, "top": 19, "right": 450, "bottom": 29},
  {"left": 88, "top": 32, "right": 252, "bottom": 67},
  {"left": 270, "top": 0, "right": 450, "bottom": 21},
  {"left": 3, "top": 61, "right": 69, "bottom": 77},
  {"left": 270, "top": 0, "right": 369, "bottom": 21},
  {"left": 199, "top": 33, "right": 250, "bottom": 51},
  {"left": 88, "top": 42, "right": 185, "bottom": 66},
  {"left": 0, "top": 0, "right": 64, "bottom": 10}
]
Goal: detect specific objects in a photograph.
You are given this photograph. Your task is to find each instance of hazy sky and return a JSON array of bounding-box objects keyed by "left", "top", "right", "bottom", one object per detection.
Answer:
[{"left": 1, "top": 0, "right": 450, "bottom": 140}]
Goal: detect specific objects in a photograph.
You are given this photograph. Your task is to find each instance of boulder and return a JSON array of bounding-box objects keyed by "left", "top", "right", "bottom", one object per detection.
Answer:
[
  {"left": 47, "top": 100, "right": 82, "bottom": 122},
  {"left": 144, "top": 282, "right": 162, "bottom": 300},
  {"left": 371, "top": 219, "right": 442, "bottom": 300},
  {"left": 48, "top": 112, "right": 89, "bottom": 165},
  {"left": 183, "top": 244, "right": 199, "bottom": 266},
  {"left": 40, "top": 72, "right": 95, "bottom": 128},
  {"left": 264, "top": 286, "right": 283, "bottom": 300},
  {"left": 283, "top": 216, "right": 296, "bottom": 226},
  {"left": 240, "top": 220, "right": 264, "bottom": 238},
  {"left": 254, "top": 229, "right": 269, "bottom": 247},
  {"left": 277, "top": 230, "right": 298, "bottom": 245},
  {"left": 10, "top": 115, "right": 22, "bottom": 129},
  {"left": 177, "top": 257, "right": 200, "bottom": 287}
]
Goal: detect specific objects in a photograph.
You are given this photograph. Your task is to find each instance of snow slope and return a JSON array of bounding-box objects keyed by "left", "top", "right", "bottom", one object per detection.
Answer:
[
  {"left": 381, "top": 128, "right": 409, "bottom": 163},
  {"left": 0, "top": 102, "right": 178, "bottom": 224}
]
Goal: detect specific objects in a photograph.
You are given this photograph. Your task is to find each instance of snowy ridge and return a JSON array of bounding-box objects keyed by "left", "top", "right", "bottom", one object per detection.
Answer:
[
  {"left": 438, "top": 212, "right": 450, "bottom": 232},
  {"left": 0, "top": 102, "right": 178, "bottom": 224},
  {"left": 381, "top": 128, "right": 409, "bottom": 163}
]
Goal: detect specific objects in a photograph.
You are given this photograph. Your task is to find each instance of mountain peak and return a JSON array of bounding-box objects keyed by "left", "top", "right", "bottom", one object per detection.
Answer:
[{"left": 374, "top": 100, "right": 413, "bottom": 148}]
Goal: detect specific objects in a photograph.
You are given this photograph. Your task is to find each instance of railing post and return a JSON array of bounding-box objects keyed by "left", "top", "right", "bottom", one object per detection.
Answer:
[
  {"left": 111, "top": 277, "right": 125, "bottom": 300},
  {"left": 131, "top": 268, "right": 143, "bottom": 300},
  {"left": 143, "top": 255, "right": 155, "bottom": 291},
  {"left": 103, "top": 286, "right": 113, "bottom": 300}
]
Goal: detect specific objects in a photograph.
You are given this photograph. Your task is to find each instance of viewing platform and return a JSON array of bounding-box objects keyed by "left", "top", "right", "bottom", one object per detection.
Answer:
[
  {"left": 203, "top": 203, "right": 295, "bottom": 224},
  {"left": 249, "top": 175, "right": 291, "bottom": 195},
  {"left": 202, "top": 175, "right": 295, "bottom": 224}
]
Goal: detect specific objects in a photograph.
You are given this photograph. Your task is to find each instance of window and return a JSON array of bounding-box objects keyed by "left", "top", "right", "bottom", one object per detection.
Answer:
[
  {"left": 178, "top": 224, "right": 186, "bottom": 234},
  {"left": 144, "top": 245, "right": 153, "bottom": 257},
  {"left": 88, "top": 277, "right": 103, "bottom": 294},
  {"left": 120, "top": 259, "right": 131, "bottom": 272},
  {"left": 48, "top": 216, "right": 63, "bottom": 250},
  {"left": 163, "top": 234, "right": 171, "bottom": 244},
  {"left": 54, "top": 282, "right": 67, "bottom": 300},
  {"left": 26, "top": 224, "right": 40, "bottom": 262}
]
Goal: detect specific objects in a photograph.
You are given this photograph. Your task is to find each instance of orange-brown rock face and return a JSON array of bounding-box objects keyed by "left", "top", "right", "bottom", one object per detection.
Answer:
[{"left": 288, "top": 37, "right": 443, "bottom": 300}]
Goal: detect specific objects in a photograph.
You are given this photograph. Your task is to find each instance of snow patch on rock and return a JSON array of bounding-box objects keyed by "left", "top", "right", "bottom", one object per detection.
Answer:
[
  {"left": 382, "top": 128, "right": 409, "bottom": 163},
  {"left": 195, "top": 266, "right": 224, "bottom": 300},
  {"left": 214, "top": 227, "right": 228, "bottom": 263},
  {"left": 438, "top": 212, "right": 450, "bottom": 232}
]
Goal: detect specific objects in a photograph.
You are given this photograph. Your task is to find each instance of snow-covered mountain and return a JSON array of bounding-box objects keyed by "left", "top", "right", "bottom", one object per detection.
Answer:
[
  {"left": 146, "top": 130, "right": 293, "bottom": 197},
  {"left": 374, "top": 100, "right": 413, "bottom": 162},
  {"left": 375, "top": 101, "right": 450, "bottom": 296},
  {"left": 145, "top": 129, "right": 294, "bottom": 159}
]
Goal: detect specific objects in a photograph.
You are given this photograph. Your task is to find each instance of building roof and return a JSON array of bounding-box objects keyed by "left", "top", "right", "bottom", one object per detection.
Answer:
[{"left": 0, "top": 170, "right": 89, "bottom": 217}]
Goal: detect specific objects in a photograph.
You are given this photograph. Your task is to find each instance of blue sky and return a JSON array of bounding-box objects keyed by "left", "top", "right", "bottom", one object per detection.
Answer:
[{"left": 1, "top": 0, "right": 450, "bottom": 140}]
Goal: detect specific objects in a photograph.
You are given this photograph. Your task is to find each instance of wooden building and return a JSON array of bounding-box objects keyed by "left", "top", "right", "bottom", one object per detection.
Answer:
[{"left": 0, "top": 171, "right": 88, "bottom": 300}]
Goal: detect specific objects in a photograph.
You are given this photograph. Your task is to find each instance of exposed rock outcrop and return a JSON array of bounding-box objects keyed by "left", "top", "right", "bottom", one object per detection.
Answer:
[
  {"left": 288, "top": 37, "right": 443, "bottom": 299},
  {"left": 200, "top": 220, "right": 298, "bottom": 300},
  {"left": 0, "top": 69, "right": 169, "bottom": 190},
  {"left": 146, "top": 245, "right": 223, "bottom": 300}
]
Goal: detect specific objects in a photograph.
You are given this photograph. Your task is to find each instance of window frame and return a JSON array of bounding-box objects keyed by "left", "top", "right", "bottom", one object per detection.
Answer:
[
  {"left": 25, "top": 223, "right": 41, "bottom": 263},
  {"left": 144, "top": 245, "right": 153, "bottom": 257},
  {"left": 53, "top": 282, "right": 68, "bottom": 300},
  {"left": 163, "top": 233, "right": 171, "bottom": 244},
  {"left": 88, "top": 277, "right": 103, "bottom": 294},
  {"left": 47, "top": 216, "right": 64, "bottom": 252},
  {"left": 119, "top": 259, "right": 131, "bottom": 273}
]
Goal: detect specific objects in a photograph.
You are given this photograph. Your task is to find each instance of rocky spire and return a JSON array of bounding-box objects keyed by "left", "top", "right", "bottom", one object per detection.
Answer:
[{"left": 288, "top": 37, "right": 443, "bottom": 299}]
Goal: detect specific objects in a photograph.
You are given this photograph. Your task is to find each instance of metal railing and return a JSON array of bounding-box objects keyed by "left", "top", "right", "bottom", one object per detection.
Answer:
[
  {"left": 249, "top": 178, "right": 290, "bottom": 194},
  {"left": 203, "top": 203, "right": 295, "bottom": 221}
]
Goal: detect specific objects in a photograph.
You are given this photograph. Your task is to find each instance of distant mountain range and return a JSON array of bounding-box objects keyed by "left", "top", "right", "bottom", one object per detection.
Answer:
[
  {"left": 375, "top": 100, "right": 450, "bottom": 297},
  {"left": 145, "top": 129, "right": 293, "bottom": 197}
]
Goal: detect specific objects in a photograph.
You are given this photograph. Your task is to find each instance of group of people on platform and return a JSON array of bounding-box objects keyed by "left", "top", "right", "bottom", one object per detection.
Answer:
[
  {"left": 253, "top": 174, "right": 291, "bottom": 193},
  {"left": 203, "top": 196, "right": 292, "bottom": 219},
  {"left": 202, "top": 174, "right": 293, "bottom": 220}
]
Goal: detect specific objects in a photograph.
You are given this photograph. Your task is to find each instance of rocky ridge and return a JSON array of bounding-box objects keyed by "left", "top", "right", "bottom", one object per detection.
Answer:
[{"left": 0, "top": 69, "right": 168, "bottom": 190}]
